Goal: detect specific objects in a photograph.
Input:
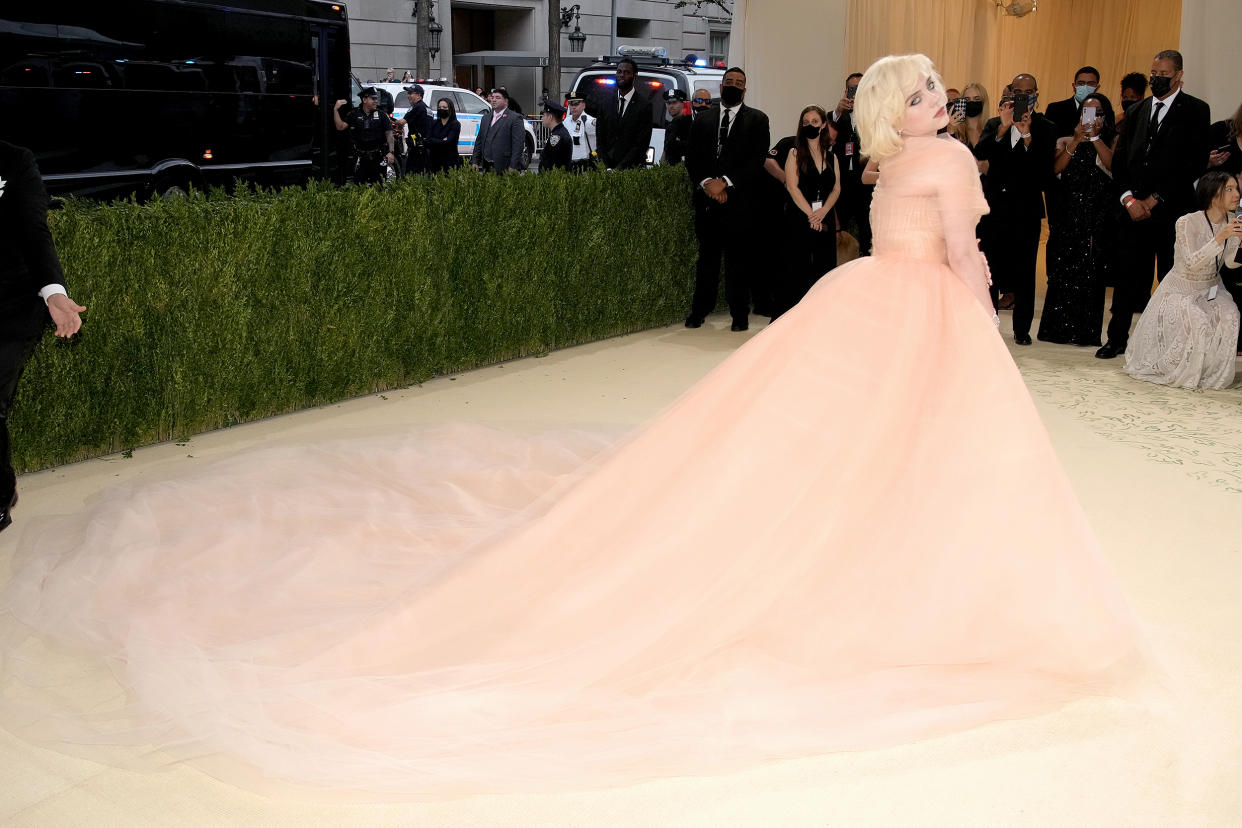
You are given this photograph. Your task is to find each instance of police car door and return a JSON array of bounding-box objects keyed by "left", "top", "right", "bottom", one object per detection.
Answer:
[{"left": 453, "top": 90, "right": 488, "bottom": 158}]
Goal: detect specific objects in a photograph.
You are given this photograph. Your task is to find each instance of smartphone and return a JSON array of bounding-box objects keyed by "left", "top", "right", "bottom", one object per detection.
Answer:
[
  {"left": 1081, "top": 105, "right": 1097, "bottom": 125},
  {"left": 1011, "top": 94, "right": 1030, "bottom": 121},
  {"left": 952, "top": 97, "right": 968, "bottom": 115},
  {"left": 1215, "top": 144, "right": 1235, "bottom": 155}
]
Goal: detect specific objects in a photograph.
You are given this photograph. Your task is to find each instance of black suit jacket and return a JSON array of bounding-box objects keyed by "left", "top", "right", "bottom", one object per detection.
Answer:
[
  {"left": 0, "top": 141, "right": 64, "bottom": 340},
  {"left": 1113, "top": 91, "right": 1210, "bottom": 218},
  {"left": 1044, "top": 96, "right": 1082, "bottom": 139},
  {"left": 974, "top": 113, "right": 1057, "bottom": 221},
  {"left": 597, "top": 90, "right": 654, "bottom": 169},
  {"left": 685, "top": 103, "right": 771, "bottom": 209},
  {"left": 662, "top": 113, "right": 693, "bottom": 165}
]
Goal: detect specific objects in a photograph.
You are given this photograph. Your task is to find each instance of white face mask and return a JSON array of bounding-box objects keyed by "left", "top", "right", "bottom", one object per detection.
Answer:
[{"left": 1073, "top": 85, "right": 1097, "bottom": 103}]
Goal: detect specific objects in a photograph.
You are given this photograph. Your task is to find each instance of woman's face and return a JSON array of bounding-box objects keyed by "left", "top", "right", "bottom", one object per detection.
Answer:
[
  {"left": 1216, "top": 176, "right": 1241, "bottom": 212},
  {"left": 801, "top": 110, "right": 824, "bottom": 130},
  {"left": 900, "top": 73, "right": 948, "bottom": 138},
  {"left": 964, "top": 86, "right": 983, "bottom": 103}
]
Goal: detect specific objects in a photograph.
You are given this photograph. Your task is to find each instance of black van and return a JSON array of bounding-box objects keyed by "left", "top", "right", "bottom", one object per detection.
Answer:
[{"left": 0, "top": 0, "right": 352, "bottom": 200}]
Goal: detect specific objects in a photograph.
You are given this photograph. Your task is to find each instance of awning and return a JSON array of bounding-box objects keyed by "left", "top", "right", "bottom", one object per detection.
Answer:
[{"left": 451, "top": 50, "right": 599, "bottom": 70}]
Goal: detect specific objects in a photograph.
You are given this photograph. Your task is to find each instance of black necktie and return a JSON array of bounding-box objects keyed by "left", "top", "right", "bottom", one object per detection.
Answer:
[
  {"left": 618, "top": 96, "right": 626, "bottom": 118},
  {"left": 718, "top": 108, "right": 731, "bottom": 154},
  {"left": 1146, "top": 101, "right": 1165, "bottom": 152}
]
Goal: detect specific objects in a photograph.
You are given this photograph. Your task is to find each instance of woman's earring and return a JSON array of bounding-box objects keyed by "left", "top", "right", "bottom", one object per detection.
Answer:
[{"left": 897, "top": 129, "right": 903, "bottom": 136}]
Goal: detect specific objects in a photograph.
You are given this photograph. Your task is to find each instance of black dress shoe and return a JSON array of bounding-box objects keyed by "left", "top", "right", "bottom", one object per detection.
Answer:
[
  {"left": 0, "top": 491, "right": 16, "bottom": 534},
  {"left": 731, "top": 320, "right": 749, "bottom": 332},
  {"left": 684, "top": 316, "right": 704, "bottom": 329},
  {"left": 1095, "top": 342, "right": 1124, "bottom": 359},
  {"left": 1014, "top": 333, "right": 1032, "bottom": 346}
]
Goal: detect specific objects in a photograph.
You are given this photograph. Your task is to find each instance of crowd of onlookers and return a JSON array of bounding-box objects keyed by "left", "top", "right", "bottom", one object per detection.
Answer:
[{"left": 360, "top": 53, "right": 1242, "bottom": 388}]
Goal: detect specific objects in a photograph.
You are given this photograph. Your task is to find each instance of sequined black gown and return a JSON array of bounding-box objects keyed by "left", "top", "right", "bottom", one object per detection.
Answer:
[{"left": 1038, "top": 143, "right": 1116, "bottom": 346}]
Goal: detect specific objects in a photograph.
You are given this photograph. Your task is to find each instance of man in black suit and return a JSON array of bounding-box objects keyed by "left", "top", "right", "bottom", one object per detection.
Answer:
[
  {"left": 1097, "top": 49, "right": 1210, "bottom": 358},
  {"left": 974, "top": 73, "right": 1057, "bottom": 346},
  {"left": 471, "top": 88, "right": 527, "bottom": 173},
  {"left": 597, "top": 58, "right": 654, "bottom": 170},
  {"left": 0, "top": 141, "right": 86, "bottom": 532},
  {"left": 684, "top": 66, "right": 770, "bottom": 332},
  {"left": 1045, "top": 66, "right": 1102, "bottom": 138}
]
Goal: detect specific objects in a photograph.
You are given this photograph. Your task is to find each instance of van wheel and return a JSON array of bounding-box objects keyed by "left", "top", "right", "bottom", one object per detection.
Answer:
[
  {"left": 523, "top": 135, "right": 534, "bottom": 169},
  {"left": 159, "top": 184, "right": 189, "bottom": 199}
]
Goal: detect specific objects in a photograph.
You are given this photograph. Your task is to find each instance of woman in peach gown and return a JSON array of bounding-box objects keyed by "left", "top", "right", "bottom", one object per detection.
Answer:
[{"left": 0, "top": 55, "right": 1140, "bottom": 798}]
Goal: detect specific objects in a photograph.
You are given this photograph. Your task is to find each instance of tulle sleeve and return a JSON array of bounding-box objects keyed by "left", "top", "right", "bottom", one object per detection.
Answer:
[
  {"left": 1174, "top": 212, "right": 1235, "bottom": 279},
  {"left": 933, "top": 138, "right": 990, "bottom": 221}
]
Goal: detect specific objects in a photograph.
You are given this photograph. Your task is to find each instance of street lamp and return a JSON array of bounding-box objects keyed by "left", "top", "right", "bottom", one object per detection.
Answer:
[
  {"left": 428, "top": 17, "right": 443, "bottom": 58},
  {"left": 560, "top": 5, "right": 586, "bottom": 53}
]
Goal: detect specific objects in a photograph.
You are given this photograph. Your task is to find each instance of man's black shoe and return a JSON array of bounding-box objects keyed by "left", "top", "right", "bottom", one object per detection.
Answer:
[
  {"left": 731, "top": 320, "right": 749, "bottom": 332},
  {"left": 0, "top": 491, "right": 16, "bottom": 534},
  {"left": 1095, "top": 342, "right": 1124, "bottom": 359},
  {"left": 684, "top": 316, "right": 704, "bottom": 328},
  {"left": 1014, "top": 333, "right": 1032, "bottom": 346}
]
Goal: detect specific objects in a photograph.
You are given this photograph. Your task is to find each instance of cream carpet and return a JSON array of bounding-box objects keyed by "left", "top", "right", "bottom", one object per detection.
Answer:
[{"left": 2, "top": 311, "right": 1240, "bottom": 827}]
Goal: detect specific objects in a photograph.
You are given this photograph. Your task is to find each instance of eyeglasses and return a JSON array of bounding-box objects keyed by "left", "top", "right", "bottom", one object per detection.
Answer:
[{"left": 693, "top": 97, "right": 711, "bottom": 104}]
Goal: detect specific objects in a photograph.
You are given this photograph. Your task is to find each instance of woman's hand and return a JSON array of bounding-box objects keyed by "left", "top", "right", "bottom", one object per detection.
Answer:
[
  {"left": 1209, "top": 149, "right": 1232, "bottom": 168},
  {"left": 949, "top": 107, "right": 966, "bottom": 126}
]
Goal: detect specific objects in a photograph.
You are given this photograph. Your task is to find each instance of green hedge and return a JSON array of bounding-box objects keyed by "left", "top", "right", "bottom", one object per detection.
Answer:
[{"left": 11, "top": 166, "right": 697, "bottom": 473}]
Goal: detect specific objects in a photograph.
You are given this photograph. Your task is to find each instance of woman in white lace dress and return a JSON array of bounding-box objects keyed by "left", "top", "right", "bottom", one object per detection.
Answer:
[{"left": 1125, "top": 171, "right": 1242, "bottom": 389}]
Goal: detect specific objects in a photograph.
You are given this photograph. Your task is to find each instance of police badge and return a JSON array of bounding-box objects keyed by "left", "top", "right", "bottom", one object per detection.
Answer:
[{"left": 549, "top": 135, "right": 560, "bottom": 146}]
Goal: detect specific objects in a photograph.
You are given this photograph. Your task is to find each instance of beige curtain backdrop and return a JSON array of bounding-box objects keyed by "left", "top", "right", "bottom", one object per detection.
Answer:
[{"left": 844, "top": 0, "right": 1182, "bottom": 119}]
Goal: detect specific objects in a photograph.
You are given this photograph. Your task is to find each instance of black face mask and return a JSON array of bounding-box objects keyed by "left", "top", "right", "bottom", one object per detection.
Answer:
[
  {"left": 719, "top": 85, "right": 744, "bottom": 107},
  {"left": 1149, "top": 75, "right": 1173, "bottom": 98},
  {"left": 1121, "top": 99, "right": 1141, "bottom": 116},
  {"left": 438, "top": 110, "right": 450, "bottom": 118},
  {"left": 964, "top": 100, "right": 984, "bottom": 117},
  {"left": 799, "top": 124, "right": 822, "bottom": 140}
]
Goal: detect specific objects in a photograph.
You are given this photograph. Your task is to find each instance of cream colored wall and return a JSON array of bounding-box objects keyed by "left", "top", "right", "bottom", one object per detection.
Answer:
[
  {"left": 730, "top": 0, "right": 849, "bottom": 140},
  {"left": 1179, "top": 0, "right": 1242, "bottom": 119},
  {"left": 734, "top": 0, "right": 1240, "bottom": 140}
]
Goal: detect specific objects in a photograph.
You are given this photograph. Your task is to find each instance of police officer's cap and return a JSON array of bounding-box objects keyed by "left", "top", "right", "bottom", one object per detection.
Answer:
[
  {"left": 566, "top": 91, "right": 584, "bottom": 104},
  {"left": 404, "top": 84, "right": 425, "bottom": 96},
  {"left": 664, "top": 89, "right": 687, "bottom": 102},
  {"left": 543, "top": 100, "right": 567, "bottom": 116},
  {"left": 360, "top": 87, "right": 379, "bottom": 99}
]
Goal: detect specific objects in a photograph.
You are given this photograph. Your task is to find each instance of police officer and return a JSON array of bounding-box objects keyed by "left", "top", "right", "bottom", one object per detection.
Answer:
[
  {"left": 565, "top": 92, "right": 597, "bottom": 172},
  {"left": 333, "top": 88, "right": 395, "bottom": 184},
  {"left": 401, "top": 84, "right": 433, "bottom": 174},
  {"left": 661, "top": 89, "right": 691, "bottom": 165},
  {"left": 539, "top": 101, "right": 573, "bottom": 173}
]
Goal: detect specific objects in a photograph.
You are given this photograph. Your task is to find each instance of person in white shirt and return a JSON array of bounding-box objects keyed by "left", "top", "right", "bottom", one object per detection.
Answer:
[{"left": 565, "top": 92, "right": 597, "bottom": 171}]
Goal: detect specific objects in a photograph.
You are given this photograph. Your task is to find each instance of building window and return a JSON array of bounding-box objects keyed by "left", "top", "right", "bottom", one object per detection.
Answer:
[{"left": 709, "top": 30, "right": 729, "bottom": 66}]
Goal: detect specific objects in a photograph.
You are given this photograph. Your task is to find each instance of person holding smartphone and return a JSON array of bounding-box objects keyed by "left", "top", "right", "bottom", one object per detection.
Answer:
[
  {"left": 1124, "top": 171, "right": 1241, "bottom": 388},
  {"left": 1039, "top": 94, "right": 1119, "bottom": 347},
  {"left": 974, "top": 72, "right": 1056, "bottom": 345},
  {"left": 1207, "top": 99, "right": 1242, "bottom": 178}
]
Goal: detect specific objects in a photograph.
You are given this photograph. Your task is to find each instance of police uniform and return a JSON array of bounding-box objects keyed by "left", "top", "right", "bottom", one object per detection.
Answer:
[
  {"left": 565, "top": 93, "right": 597, "bottom": 172},
  {"left": 539, "top": 102, "right": 573, "bottom": 173},
  {"left": 342, "top": 89, "right": 393, "bottom": 184}
]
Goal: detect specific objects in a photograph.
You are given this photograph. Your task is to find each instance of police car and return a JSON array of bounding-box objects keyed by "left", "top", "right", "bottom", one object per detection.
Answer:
[
  {"left": 354, "top": 79, "right": 539, "bottom": 167},
  {"left": 569, "top": 47, "right": 726, "bottom": 165}
]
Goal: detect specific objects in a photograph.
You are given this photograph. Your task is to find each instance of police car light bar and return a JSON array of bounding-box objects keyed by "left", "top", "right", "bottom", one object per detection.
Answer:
[{"left": 617, "top": 45, "right": 667, "bottom": 58}]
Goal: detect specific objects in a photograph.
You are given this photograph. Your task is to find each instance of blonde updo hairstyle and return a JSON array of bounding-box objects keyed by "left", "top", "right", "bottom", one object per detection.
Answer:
[{"left": 855, "top": 53, "right": 943, "bottom": 162}]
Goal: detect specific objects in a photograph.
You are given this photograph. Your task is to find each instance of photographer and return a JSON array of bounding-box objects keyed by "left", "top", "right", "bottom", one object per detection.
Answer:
[
  {"left": 974, "top": 73, "right": 1056, "bottom": 346},
  {"left": 830, "top": 72, "right": 872, "bottom": 255},
  {"left": 333, "top": 88, "right": 395, "bottom": 185}
]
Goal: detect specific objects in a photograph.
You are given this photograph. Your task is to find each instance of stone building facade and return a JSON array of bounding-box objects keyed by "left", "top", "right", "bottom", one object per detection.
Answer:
[{"left": 338, "top": 0, "right": 732, "bottom": 105}]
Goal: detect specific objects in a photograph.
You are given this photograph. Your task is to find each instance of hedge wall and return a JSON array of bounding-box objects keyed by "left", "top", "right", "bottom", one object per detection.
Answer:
[{"left": 11, "top": 166, "right": 697, "bottom": 473}]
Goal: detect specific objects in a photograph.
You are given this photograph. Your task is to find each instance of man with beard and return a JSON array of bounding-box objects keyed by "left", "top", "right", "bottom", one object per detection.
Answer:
[{"left": 598, "top": 58, "right": 653, "bottom": 170}]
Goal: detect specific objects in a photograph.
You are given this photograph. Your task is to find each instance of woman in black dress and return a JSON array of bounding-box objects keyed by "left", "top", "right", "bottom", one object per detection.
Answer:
[
  {"left": 773, "top": 105, "right": 841, "bottom": 319},
  {"left": 1038, "top": 93, "right": 1117, "bottom": 346},
  {"left": 426, "top": 97, "right": 462, "bottom": 173}
]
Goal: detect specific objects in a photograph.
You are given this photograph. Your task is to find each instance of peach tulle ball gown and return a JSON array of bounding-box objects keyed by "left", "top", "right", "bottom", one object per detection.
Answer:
[{"left": 0, "top": 136, "right": 1139, "bottom": 798}]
